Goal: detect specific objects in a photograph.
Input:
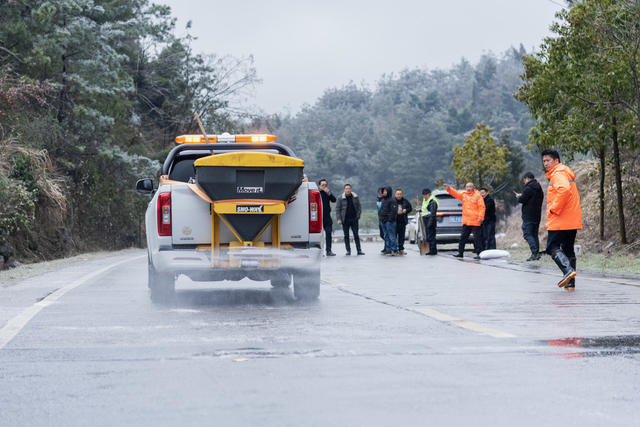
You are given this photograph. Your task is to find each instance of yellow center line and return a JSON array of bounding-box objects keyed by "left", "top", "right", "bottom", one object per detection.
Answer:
[
  {"left": 323, "top": 278, "right": 350, "bottom": 287},
  {"left": 323, "top": 277, "right": 516, "bottom": 338},
  {"left": 414, "top": 307, "right": 516, "bottom": 338}
]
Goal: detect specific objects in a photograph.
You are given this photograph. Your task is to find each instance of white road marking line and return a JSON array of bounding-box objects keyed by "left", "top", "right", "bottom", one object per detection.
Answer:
[
  {"left": 414, "top": 307, "right": 516, "bottom": 338},
  {"left": 323, "top": 278, "right": 516, "bottom": 338},
  {"left": 0, "top": 255, "right": 144, "bottom": 350}
]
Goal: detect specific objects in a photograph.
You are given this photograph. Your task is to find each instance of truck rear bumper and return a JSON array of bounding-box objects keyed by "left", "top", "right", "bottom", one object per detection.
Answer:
[{"left": 153, "top": 246, "right": 321, "bottom": 282}]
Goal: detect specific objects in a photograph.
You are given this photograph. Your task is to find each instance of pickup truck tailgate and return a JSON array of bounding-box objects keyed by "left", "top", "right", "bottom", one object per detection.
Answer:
[{"left": 170, "top": 184, "right": 310, "bottom": 245}]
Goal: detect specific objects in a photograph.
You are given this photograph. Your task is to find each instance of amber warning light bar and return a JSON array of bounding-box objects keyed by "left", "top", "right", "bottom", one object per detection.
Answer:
[{"left": 174, "top": 133, "right": 277, "bottom": 144}]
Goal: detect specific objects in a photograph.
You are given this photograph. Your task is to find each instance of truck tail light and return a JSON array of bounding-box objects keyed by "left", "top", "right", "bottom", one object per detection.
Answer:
[
  {"left": 309, "top": 189, "right": 322, "bottom": 233},
  {"left": 157, "top": 193, "right": 172, "bottom": 236}
]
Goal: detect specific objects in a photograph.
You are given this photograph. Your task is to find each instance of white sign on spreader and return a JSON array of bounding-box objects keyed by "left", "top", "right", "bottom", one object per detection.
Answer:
[
  {"left": 237, "top": 186, "right": 264, "bottom": 194},
  {"left": 236, "top": 205, "right": 264, "bottom": 213}
]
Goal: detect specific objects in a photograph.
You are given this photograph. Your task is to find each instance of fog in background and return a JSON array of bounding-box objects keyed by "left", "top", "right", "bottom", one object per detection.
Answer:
[{"left": 159, "top": 0, "right": 562, "bottom": 114}]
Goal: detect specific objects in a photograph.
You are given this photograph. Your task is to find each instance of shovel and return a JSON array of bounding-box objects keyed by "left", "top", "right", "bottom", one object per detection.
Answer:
[{"left": 418, "top": 215, "right": 430, "bottom": 255}]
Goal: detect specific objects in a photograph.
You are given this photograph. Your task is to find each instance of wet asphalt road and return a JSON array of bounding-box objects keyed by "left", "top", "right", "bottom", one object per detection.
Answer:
[{"left": 1, "top": 242, "right": 639, "bottom": 426}]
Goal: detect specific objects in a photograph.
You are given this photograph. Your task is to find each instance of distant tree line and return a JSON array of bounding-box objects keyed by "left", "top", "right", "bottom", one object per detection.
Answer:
[{"left": 250, "top": 48, "right": 533, "bottom": 212}]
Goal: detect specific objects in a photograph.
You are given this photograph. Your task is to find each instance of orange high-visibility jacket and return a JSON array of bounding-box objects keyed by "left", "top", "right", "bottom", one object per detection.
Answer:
[
  {"left": 446, "top": 187, "right": 485, "bottom": 226},
  {"left": 545, "top": 163, "right": 582, "bottom": 231}
]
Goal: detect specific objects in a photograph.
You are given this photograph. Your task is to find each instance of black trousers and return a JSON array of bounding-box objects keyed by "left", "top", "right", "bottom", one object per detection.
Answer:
[
  {"left": 422, "top": 216, "right": 437, "bottom": 253},
  {"left": 379, "top": 221, "right": 386, "bottom": 251},
  {"left": 522, "top": 221, "right": 540, "bottom": 255},
  {"left": 482, "top": 220, "right": 496, "bottom": 250},
  {"left": 459, "top": 224, "right": 483, "bottom": 255},
  {"left": 323, "top": 222, "right": 332, "bottom": 253},
  {"left": 342, "top": 220, "right": 361, "bottom": 253},
  {"left": 396, "top": 223, "right": 406, "bottom": 251},
  {"left": 546, "top": 229, "right": 577, "bottom": 257}
]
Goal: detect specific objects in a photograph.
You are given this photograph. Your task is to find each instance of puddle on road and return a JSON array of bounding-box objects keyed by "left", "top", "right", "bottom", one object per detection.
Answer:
[{"left": 545, "top": 335, "right": 640, "bottom": 358}]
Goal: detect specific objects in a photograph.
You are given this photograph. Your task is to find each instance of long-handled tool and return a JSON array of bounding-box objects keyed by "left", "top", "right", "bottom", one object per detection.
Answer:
[{"left": 418, "top": 212, "right": 430, "bottom": 255}]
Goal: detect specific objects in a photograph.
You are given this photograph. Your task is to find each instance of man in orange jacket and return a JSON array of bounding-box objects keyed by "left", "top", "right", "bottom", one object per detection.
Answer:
[
  {"left": 542, "top": 149, "right": 582, "bottom": 290},
  {"left": 444, "top": 182, "right": 485, "bottom": 259}
]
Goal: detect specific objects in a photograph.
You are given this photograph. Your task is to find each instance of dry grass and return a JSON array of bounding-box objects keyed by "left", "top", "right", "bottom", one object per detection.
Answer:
[
  {"left": 0, "top": 137, "right": 68, "bottom": 231},
  {"left": 0, "top": 138, "right": 67, "bottom": 224}
]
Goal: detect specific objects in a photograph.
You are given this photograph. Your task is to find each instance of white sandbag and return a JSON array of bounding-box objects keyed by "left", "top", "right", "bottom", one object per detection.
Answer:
[{"left": 479, "top": 249, "right": 511, "bottom": 260}]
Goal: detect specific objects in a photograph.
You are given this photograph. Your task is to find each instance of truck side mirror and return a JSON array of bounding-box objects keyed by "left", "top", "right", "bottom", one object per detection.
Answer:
[{"left": 136, "top": 178, "right": 154, "bottom": 195}]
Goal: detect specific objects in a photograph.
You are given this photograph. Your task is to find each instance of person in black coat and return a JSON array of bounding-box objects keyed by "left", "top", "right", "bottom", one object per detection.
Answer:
[
  {"left": 393, "top": 189, "right": 413, "bottom": 255},
  {"left": 379, "top": 185, "right": 399, "bottom": 255},
  {"left": 515, "top": 172, "right": 544, "bottom": 261},
  {"left": 318, "top": 179, "right": 337, "bottom": 256},
  {"left": 479, "top": 188, "right": 496, "bottom": 250},
  {"left": 335, "top": 184, "right": 364, "bottom": 256}
]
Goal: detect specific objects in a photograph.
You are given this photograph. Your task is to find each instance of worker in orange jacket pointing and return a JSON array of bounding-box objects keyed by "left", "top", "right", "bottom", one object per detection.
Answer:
[
  {"left": 542, "top": 149, "right": 582, "bottom": 290},
  {"left": 444, "top": 182, "right": 485, "bottom": 259}
]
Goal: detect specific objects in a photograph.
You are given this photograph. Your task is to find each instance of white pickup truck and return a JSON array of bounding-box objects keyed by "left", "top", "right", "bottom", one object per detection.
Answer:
[{"left": 136, "top": 133, "right": 322, "bottom": 301}]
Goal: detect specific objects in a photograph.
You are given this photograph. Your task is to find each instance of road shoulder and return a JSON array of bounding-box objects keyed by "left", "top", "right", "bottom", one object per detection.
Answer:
[{"left": 0, "top": 248, "right": 142, "bottom": 288}]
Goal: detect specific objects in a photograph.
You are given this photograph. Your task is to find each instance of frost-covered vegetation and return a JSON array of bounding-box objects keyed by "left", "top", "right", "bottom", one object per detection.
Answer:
[
  {"left": 250, "top": 48, "right": 534, "bottom": 210},
  {"left": 0, "top": 0, "right": 257, "bottom": 263}
]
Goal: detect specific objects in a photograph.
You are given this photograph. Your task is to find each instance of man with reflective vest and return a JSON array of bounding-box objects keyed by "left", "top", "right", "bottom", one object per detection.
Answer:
[
  {"left": 420, "top": 188, "right": 439, "bottom": 255},
  {"left": 542, "top": 149, "right": 582, "bottom": 290},
  {"left": 443, "top": 182, "right": 485, "bottom": 259}
]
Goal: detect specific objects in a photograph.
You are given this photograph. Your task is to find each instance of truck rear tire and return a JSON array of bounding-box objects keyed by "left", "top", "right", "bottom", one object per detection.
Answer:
[
  {"left": 148, "top": 262, "right": 175, "bottom": 302},
  {"left": 270, "top": 275, "right": 291, "bottom": 289},
  {"left": 293, "top": 269, "right": 320, "bottom": 301}
]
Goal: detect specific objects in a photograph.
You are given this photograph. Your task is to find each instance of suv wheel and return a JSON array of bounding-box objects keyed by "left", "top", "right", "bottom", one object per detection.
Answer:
[
  {"left": 270, "top": 275, "right": 291, "bottom": 289},
  {"left": 293, "top": 269, "right": 320, "bottom": 301}
]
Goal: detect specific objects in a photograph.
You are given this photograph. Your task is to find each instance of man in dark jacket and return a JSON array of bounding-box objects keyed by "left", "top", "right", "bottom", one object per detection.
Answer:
[
  {"left": 335, "top": 184, "right": 364, "bottom": 256},
  {"left": 394, "top": 189, "right": 413, "bottom": 255},
  {"left": 479, "top": 188, "right": 496, "bottom": 250},
  {"left": 515, "top": 171, "right": 544, "bottom": 261},
  {"left": 318, "top": 179, "right": 337, "bottom": 256},
  {"left": 379, "top": 185, "right": 399, "bottom": 256}
]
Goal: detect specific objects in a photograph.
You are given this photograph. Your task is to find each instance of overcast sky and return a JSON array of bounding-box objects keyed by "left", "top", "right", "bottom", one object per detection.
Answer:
[{"left": 159, "top": 0, "right": 563, "bottom": 114}]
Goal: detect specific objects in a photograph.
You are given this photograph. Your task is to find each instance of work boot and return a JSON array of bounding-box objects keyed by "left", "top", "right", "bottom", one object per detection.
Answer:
[
  {"left": 565, "top": 257, "right": 576, "bottom": 290},
  {"left": 552, "top": 251, "right": 576, "bottom": 288}
]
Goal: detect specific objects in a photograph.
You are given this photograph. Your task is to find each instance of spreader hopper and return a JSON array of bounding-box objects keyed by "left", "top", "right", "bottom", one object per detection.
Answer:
[{"left": 194, "top": 152, "right": 304, "bottom": 244}]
